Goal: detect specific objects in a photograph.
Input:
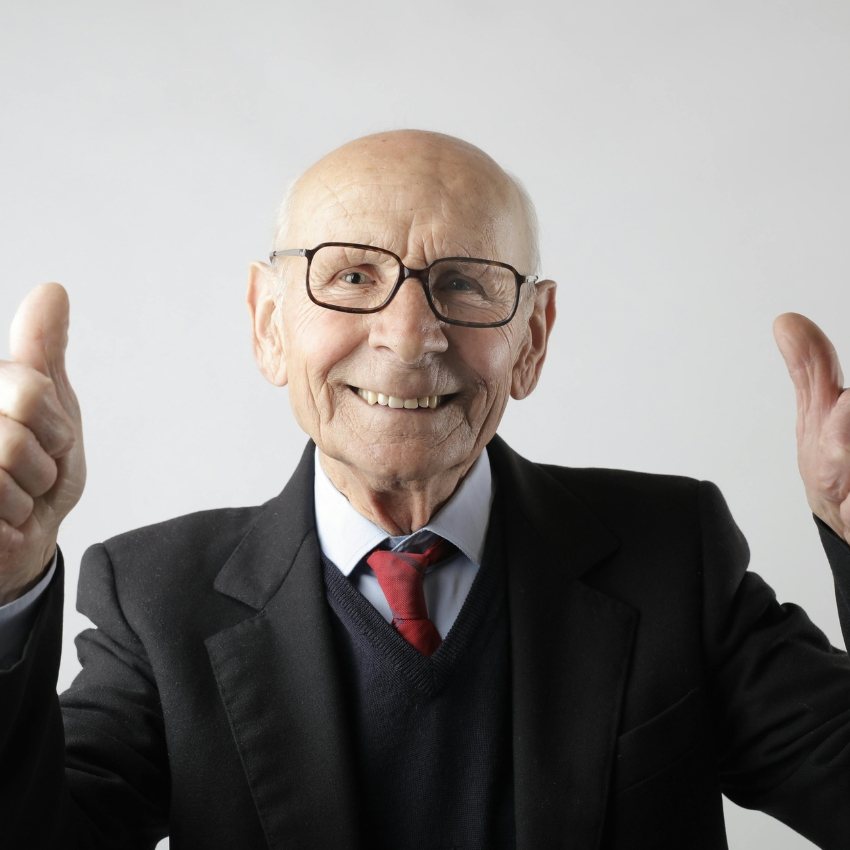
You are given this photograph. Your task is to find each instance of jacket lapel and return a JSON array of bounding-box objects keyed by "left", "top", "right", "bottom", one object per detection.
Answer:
[
  {"left": 204, "top": 436, "right": 636, "bottom": 850},
  {"left": 205, "top": 443, "right": 360, "bottom": 850},
  {"left": 488, "top": 437, "right": 638, "bottom": 850}
]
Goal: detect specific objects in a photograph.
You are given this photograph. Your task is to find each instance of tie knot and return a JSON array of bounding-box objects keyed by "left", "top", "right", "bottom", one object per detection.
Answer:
[{"left": 367, "top": 537, "right": 457, "bottom": 577}]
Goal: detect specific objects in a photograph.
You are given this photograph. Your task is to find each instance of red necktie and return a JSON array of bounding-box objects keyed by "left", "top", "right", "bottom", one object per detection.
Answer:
[{"left": 366, "top": 538, "right": 457, "bottom": 656}]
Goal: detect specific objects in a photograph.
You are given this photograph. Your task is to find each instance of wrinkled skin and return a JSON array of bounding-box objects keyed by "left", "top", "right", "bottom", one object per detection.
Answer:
[{"left": 247, "top": 131, "right": 556, "bottom": 534}]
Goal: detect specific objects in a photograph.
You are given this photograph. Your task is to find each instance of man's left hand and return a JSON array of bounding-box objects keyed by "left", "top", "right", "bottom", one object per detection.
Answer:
[{"left": 775, "top": 313, "right": 850, "bottom": 546}]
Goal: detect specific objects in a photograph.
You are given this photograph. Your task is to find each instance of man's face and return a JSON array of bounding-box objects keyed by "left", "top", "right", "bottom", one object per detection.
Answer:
[{"left": 249, "top": 134, "right": 555, "bottom": 487}]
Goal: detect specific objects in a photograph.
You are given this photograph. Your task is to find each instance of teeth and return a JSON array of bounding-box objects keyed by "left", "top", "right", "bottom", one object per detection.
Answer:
[{"left": 356, "top": 388, "right": 443, "bottom": 409}]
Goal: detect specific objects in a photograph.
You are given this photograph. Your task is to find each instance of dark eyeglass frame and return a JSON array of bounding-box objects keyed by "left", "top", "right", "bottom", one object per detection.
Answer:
[{"left": 269, "top": 242, "right": 539, "bottom": 328}]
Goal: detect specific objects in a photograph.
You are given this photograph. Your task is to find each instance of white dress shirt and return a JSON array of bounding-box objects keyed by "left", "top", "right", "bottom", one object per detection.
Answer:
[
  {"left": 314, "top": 446, "right": 494, "bottom": 638},
  {"left": 0, "top": 447, "right": 494, "bottom": 664}
]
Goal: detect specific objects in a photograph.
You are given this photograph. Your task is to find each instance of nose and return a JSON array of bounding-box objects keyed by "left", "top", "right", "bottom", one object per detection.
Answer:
[{"left": 368, "top": 276, "right": 448, "bottom": 363}]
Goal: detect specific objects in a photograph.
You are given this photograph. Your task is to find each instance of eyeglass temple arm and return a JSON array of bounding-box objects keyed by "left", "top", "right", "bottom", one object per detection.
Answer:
[{"left": 269, "top": 249, "right": 308, "bottom": 262}]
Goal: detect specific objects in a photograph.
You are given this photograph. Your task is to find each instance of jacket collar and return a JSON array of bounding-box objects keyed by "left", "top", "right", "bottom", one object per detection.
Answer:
[
  {"left": 212, "top": 441, "right": 317, "bottom": 611},
  {"left": 487, "top": 433, "right": 620, "bottom": 577}
]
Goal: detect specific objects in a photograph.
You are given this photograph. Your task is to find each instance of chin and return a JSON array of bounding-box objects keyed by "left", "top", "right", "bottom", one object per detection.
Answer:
[{"left": 335, "top": 438, "right": 471, "bottom": 485}]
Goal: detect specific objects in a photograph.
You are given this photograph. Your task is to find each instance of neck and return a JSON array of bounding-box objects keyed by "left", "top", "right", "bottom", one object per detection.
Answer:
[{"left": 318, "top": 451, "right": 479, "bottom": 536}]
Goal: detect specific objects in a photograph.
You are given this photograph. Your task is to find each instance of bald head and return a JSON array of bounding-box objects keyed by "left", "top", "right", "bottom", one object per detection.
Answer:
[{"left": 272, "top": 130, "right": 540, "bottom": 276}]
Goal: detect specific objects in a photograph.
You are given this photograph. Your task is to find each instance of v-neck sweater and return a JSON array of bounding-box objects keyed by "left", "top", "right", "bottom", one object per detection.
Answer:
[{"left": 322, "top": 510, "right": 516, "bottom": 850}]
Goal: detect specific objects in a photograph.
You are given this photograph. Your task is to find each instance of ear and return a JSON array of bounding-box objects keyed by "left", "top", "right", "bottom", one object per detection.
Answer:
[
  {"left": 511, "top": 279, "right": 557, "bottom": 400},
  {"left": 246, "top": 261, "right": 288, "bottom": 386}
]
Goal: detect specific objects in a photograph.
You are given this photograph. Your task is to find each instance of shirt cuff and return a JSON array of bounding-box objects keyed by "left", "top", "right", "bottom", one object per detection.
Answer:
[{"left": 0, "top": 552, "right": 58, "bottom": 669}]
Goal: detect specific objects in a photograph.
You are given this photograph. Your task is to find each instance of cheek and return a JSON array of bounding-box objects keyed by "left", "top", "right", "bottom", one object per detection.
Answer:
[
  {"left": 284, "top": 309, "right": 364, "bottom": 404},
  {"left": 285, "top": 304, "right": 364, "bottom": 372},
  {"left": 452, "top": 330, "right": 516, "bottom": 403}
]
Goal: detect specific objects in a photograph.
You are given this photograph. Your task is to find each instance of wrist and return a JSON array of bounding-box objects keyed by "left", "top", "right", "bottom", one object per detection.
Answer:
[
  {"left": 808, "top": 493, "right": 849, "bottom": 546},
  {"left": 0, "top": 545, "right": 57, "bottom": 606}
]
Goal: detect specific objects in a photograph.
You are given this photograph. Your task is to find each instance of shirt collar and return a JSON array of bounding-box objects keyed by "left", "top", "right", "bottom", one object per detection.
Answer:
[{"left": 313, "top": 446, "right": 494, "bottom": 576}]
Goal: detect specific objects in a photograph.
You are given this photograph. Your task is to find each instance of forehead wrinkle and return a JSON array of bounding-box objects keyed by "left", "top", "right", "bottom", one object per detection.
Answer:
[
  {"left": 400, "top": 224, "right": 502, "bottom": 268},
  {"left": 294, "top": 175, "right": 423, "bottom": 248},
  {"left": 299, "top": 175, "right": 364, "bottom": 238},
  {"left": 293, "top": 157, "right": 522, "bottom": 267},
  {"left": 393, "top": 188, "right": 509, "bottom": 265}
]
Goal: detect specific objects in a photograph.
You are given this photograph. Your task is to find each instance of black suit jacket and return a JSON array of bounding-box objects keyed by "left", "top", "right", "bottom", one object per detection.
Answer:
[{"left": 3, "top": 436, "right": 850, "bottom": 849}]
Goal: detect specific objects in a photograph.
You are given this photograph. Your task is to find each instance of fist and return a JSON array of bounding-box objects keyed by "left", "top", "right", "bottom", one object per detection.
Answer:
[{"left": 0, "top": 284, "right": 85, "bottom": 604}]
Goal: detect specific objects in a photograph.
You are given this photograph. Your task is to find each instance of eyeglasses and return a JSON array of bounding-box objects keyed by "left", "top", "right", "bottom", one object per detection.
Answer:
[{"left": 269, "top": 242, "right": 539, "bottom": 328}]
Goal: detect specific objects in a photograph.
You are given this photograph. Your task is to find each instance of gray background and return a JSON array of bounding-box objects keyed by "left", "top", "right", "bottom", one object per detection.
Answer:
[{"left": 2, "top": 1, "right": 849, "bottom": 847}]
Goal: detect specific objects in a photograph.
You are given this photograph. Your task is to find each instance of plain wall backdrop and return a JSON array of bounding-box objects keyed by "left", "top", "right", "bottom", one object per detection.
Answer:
[{"left": 2, "top": 1, "right": 848, "bottom": 847}]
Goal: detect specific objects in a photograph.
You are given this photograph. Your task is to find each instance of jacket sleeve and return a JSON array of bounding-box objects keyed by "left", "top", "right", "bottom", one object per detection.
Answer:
[
  {"left": 0, "top": 553, "right": 57, "bottom": 669},
  {"left": 0, "top": 546, "right": 169, "bottom": 850},
  {"left": 818, "top": 517, "right": 850, "bottom": 644},
  {"left": 699, "top": 481, "right": 850, "bottom": 849}
]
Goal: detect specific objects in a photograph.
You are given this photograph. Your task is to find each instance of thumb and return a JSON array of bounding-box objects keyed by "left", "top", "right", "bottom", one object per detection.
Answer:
[
  {"left": 773, "top": 312, "right": 844, "bottom": 418},
  {"left": 9, "top": 283, "right": 79, "bottom": 421},
  {"left": 10, "top": 282, "right": 70, "bottom": 381}
]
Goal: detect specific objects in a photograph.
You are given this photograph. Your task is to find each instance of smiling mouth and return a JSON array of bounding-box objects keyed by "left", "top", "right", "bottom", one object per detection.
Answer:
[{"left": 350, "top": 386, "right": 449, "bottom": 409}]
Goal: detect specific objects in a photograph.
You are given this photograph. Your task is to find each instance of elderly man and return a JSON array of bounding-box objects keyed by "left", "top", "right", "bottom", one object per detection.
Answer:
[{"left": 1, "top": 130, "right": 850, "bottom": 850}]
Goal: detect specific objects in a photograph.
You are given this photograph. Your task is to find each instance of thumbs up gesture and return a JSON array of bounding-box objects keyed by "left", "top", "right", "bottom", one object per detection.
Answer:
[
  {"left": 774, "top": 313, "right": 850, "bottom": 546},
  {"left": 0, "top": 284, "right": 85, "bottom": 603}
]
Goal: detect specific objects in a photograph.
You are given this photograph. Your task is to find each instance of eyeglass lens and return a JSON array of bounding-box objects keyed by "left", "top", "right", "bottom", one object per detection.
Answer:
[{"left": 308, "top": 245, "right": 517, "bottom": 325}]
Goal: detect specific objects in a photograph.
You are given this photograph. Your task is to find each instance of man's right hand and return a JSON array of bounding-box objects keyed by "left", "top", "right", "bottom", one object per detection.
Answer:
[{"left": 0, "top": 284, "right": 85, "bottom": 605}]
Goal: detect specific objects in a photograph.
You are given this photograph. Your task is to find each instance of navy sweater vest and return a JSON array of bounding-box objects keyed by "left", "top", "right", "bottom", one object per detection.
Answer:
[{"left": 323, "top": 516, "right": 515, "bottom": 850}]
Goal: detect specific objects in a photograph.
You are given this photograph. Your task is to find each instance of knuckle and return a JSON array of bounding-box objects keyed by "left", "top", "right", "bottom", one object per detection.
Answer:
[
  {"left": 0, "top": 520, "right": 14, "bottom": 555},
  {"left": 36, "top": 458, "right": 59, "bottom": 496},
  {"left": 0, "top": 518, "right": 23, "bottom": 558},
  {"left": 815, "top": 469, "right": 838, "bottom": 494},
  {"left": 0, "top": 418, "right": 55, "bottom": 495},
  {"left": 0, "top": 469, "right": 33, "bottom": 527},
  {"left": 9, "top": 372, "right": 53, "bottom": 422},
  {"left": 52, "top": 423, "right": 75, "bottom": 455},
  {"left": 2, "top": 424, "right": 30, "bottom": 468},
  {"left": 0, "top": 468, "right": 12, "bottom": 506}
]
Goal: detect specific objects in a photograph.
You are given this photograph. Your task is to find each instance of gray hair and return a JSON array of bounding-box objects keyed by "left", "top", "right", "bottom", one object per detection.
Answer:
[
  {"left": 504, "top": 171, "right": 541, "bottom": 277},
  {"left": 268, "top": 178, "right": 301, "bottom": 305},
  {"left": 271, "top": 176, "right": 300, "bottom": 253}
]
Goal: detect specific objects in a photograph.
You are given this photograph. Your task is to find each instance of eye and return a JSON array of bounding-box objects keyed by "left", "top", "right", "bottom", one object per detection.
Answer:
[
  {"left": 442, "top": 277, "right": 474, "bottom": 291},
  {"left": 342, "top": 271, "right": 372, "bottom": 285},
  {"left": 433, "top": 274, "right": 485, "bottom": 297}
]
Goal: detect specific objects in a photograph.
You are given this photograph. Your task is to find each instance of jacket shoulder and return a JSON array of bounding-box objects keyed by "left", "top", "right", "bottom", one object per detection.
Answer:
[
  {"left": 101, "top": 503, "right": 267, "bottom": 564},
  {"left": 530, "top": 463, "right": 733, "bottom": 574},
  {"left": 536, "top": 462, "right": 703, "bottom": 513},
  {"left": 488, "top": 436, "right": 712, "bottom": 547},
  {"left": 537, "top": 462, "right": 699, "bottom": 488},
  {"left": 80, "top": 502, "right": 272, "bottom": 612}
]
